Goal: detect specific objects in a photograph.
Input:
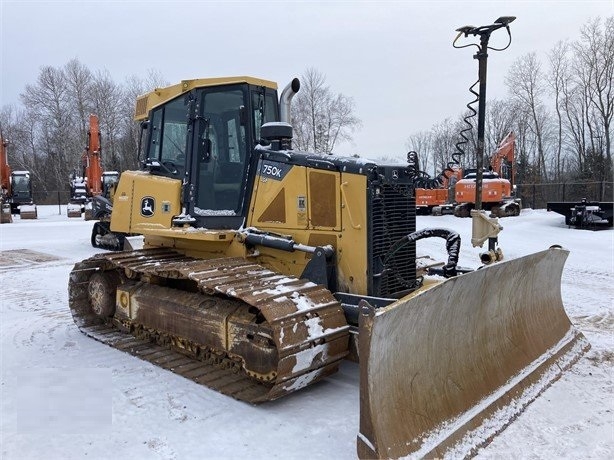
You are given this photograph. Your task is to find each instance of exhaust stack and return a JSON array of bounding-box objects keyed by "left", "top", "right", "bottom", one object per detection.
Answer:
[{"left": 280, "top": 78, "right": 300, "bottom": 124}]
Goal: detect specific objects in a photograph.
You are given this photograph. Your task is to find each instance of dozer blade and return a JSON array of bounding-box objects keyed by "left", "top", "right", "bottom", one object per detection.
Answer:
[{"left": 357, "top": 247, "right": 590, "bottom": 459}]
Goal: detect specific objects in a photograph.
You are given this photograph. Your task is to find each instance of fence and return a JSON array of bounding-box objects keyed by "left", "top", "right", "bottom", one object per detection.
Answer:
[
  {"left": 31, "top": 191, "right": 76, "bottom": 214},
  {"left": 31, "top": 181, "right": 614, "bottom": 213},
  {"left": 516, "top": 181, "right": 613, "bottom": 209},
  {"left": 32, "top": 191, "right": 75, "bottom": 204}
]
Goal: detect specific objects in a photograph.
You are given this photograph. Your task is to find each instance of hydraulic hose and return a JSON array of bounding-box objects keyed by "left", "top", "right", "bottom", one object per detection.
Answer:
[{"left": 384, "top": 228, "right": 461, "bottom": 278}]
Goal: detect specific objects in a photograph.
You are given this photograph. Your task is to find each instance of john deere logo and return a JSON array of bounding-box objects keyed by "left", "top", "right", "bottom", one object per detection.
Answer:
[{"left": 141, "top": 196, "right": 155, "bottom": 217}]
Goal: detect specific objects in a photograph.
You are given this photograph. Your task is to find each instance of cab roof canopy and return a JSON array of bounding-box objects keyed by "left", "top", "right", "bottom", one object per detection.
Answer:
[{"left": 134, "top": 76, "right": 278, "bottom": 121}]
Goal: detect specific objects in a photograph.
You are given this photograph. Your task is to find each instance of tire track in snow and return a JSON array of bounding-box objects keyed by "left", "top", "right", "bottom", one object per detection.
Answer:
[
  {"left": 9, "top": 313, "right": 77, "bottom": 353},
  {"left": 561, "top": 265, "right": 613, "bottom": 335},
  {"left": 145, "top": 437, "right": 177, "bottom": 460},
  {"left": 1, "top": 288, "right": 69, "bottom": 315}
]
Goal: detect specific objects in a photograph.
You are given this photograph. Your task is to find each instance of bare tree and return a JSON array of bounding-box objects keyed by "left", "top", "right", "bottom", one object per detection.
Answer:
[
  {"left": 92, "top": 69, "right": 125, "bottom": 172},
  {"left": 505, "top": 52, "right": 551, "bottom": 181},
  {"left": 405, "top": 131, "right": 434, "bottom": 175},
  {"left": 511, "top": 105, "right": 536, "bottom": 184},
  {"left": 430, "top": 119, "right": 464, "bottom": 172},
  {"left": 120, "top": 70, "right": 169, "bottom": 169},
  {"left": 573, "top": 17, "right": 613, "bottom": 184},
  {"left": 1, "top": 106, "right": 37, "bottom": 175},
  {"left": 2, "top": 61, "right": 172, "bottom": 195},
  {"left": 64, "top": 58, "right": 94, "bottom": 142},
  {"left": 400, "top": 15, "right": 612, "bottom": 189},
  {"left": 547, "top": 41, "right": 572, "bottom": 182},
  {"left": 485, "top": 98, "right": 517, "bottom": 159},
  {"left": 21, "top": 65, "right": 75, "bottom": 191},
  {"left": 561, "top": 72, "right": 590, "bottom": 177},
  {"left": 291, "top": 68, "right": 361, "bottom": 154}
]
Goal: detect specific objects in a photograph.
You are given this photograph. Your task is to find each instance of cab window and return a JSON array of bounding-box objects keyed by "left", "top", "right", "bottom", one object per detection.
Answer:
[
  {"left": 195, "top": 88, "right": 247, "bottom": 215},
  {"left": 147, "top": 96, "right": 188, "bottom": 177},
  {"left": 253, "top": 92, "right": 278, "bottom": 142}
]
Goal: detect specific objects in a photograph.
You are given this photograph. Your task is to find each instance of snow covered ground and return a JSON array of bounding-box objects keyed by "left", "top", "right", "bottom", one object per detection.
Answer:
[{"left": 0, "top": 206, "right": 612, "bottom": 459}]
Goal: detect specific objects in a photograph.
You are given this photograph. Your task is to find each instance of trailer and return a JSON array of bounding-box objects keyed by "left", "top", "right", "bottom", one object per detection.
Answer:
[{"left": 547, "top": 200, "right": 613, "bottom": 229}]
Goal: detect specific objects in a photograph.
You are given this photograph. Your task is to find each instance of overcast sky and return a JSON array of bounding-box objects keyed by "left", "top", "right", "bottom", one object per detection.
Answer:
[{"left": 1, "top": 0, "right": 612, "bottom": 159}]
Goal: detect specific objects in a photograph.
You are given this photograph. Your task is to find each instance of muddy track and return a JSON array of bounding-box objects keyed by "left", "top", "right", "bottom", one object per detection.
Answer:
[{"left": 68, "top": 248, "right": 350, "bottom": 403}]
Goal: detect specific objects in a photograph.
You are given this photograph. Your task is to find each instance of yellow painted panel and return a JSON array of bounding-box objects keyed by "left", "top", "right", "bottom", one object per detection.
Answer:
[
  {"left": 135, "top": 76, "right": 277, "bottom": 120},
  {"left": 110, "top": 171, "right": 182, "bottom": 234},
  {"left": 308, "top": 171, "right": 340, "bottom": 230},
  {"left": 337, "top": 173, "right": 368, "bottom": 295},
  {"left": 248, "top": 163, "right": 309, "bottom": 230}
]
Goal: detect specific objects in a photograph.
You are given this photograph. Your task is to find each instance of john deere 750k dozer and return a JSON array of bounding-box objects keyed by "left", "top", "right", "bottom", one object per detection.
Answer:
[{"left": 68, "top": 17, "right": 589, "bottom": 458}]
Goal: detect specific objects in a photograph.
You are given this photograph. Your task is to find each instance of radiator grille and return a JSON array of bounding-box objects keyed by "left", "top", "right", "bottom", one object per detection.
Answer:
[{"left": 369, "top": 183, "right": 416, "bottom": 298}]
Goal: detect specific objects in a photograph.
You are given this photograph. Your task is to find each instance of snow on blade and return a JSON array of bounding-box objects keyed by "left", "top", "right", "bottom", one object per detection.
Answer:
[{"left": 407, "top": 328, "right": 589, "bottom": 459}]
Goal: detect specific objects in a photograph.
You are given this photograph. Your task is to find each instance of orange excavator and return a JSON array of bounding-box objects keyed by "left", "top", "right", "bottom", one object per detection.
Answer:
[
  {"left": 0, "top": 136, "right": 11, "bottom": 223},
  {"left": 453, "top": 131, "right": 521, "bottom": 217},
  {"left": 415, "top": 167, "right": 463, "bottom": 215},
  {"left": 0, "top": 133, "right": 37, "bottom": 222},
  {"left": 68, "top": 114, "right": 119, "bottom": 219}
]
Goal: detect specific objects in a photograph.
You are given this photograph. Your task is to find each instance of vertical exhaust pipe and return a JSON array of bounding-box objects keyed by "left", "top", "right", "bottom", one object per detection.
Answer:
[{"left": 280, "top": 78, "right": 300, "bottom": 124}]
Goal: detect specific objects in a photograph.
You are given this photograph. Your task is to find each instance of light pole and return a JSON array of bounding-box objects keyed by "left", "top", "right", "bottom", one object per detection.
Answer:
[{"left": 453, "top": 16, "right": 516, "bottom": 211}]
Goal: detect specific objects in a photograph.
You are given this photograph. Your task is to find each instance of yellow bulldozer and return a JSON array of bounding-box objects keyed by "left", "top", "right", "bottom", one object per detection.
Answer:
[{"left": 68, "top": 19, "right": 590, "bottom": 458}]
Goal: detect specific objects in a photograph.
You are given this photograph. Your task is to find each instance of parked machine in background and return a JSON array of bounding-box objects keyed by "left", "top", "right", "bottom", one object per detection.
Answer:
[
  {"left": 453, "top": 131, "right": 521, "bottom": 217},
  {"left": 84, "top": 170, "right": 119, "bottom": 221},
  {"left": 0, "top": 134, "right": 38, "bottom": 222},
  {"left": 89, "top": 176, "right": 126, "bottom": 251},
  {"left": 68, "top": 115, "right": 119, "bottom": 219},
  {"left": 0, "top": 136, "right": 13, "bottom": 223},
  {"left": 415, "top": 167, "right": 462, "bottom": 215},
  {"left": 67, "top": 172, "right": 88, "bottom": 217},
  {"left": 102, "top": 171, "right": 120, "bottom": 197},
  {"left": 548, "top": 199, "right": 613, "bottom": 229}
]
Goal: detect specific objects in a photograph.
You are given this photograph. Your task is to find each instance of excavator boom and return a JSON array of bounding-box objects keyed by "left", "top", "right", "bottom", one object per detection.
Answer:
[
  {"left": 85, "top": 114, "right": 103, "bottom": 197},
  {"left": 490, "top": 131, "right": 516, "bottom": 183},
  {"left": 0, "top": 136, "right": 12, "bottom": 223},
  {"left": 69, "top": 114, "right": 106, "bottom": 218},
  {"left": 0, "top": 136, "right": 10, "bottom": 193}
]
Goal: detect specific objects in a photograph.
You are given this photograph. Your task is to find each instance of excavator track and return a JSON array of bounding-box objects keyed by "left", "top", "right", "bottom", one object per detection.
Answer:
[{"left": 69, "top": 248, "right": 350, "bottom": 403}]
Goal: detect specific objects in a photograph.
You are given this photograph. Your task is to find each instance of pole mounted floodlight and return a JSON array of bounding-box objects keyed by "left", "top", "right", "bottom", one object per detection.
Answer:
[
  {"left": 453, "top": 16, "right": 515, "bottom": 212},
  {"left": 452, "top": 17, "right": 515, "bottom": 258},
  {"left": 495, "top": 16, "right": 516, "bottom": 26}
]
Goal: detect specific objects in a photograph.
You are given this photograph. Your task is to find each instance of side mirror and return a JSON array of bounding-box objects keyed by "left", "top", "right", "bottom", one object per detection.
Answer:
[{"left": 143, "top": 158, "right": 161, "bottom": 172}]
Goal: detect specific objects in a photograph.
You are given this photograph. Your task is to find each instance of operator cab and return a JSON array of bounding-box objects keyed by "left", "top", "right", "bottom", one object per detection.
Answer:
[
  {"left": 102, "top": 171, "right": 119, "bottom": 198},
  {"left": 463, "top": 168, "right": 500, "bottom": 180},
  {"left": 11, "top": 171, "right": 34, "bottom": 201},
  {"left": 141, "top": 82, "right": 279, "bottom": 229}
]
